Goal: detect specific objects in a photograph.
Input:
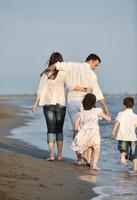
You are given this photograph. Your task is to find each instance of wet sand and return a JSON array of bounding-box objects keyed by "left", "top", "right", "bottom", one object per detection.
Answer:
[{"left": 0, "top": 102, "right": 95, "bottom": 200}]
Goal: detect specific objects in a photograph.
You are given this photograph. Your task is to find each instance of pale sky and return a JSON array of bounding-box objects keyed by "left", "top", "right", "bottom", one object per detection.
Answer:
[{"left": 0, "top": 0, "right": 137, "bottom": 94}]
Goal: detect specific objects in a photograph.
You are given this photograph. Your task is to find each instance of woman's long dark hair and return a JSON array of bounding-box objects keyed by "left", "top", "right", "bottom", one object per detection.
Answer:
[{"left": 40, "top": 52, "right": 63, "bottom": 79}]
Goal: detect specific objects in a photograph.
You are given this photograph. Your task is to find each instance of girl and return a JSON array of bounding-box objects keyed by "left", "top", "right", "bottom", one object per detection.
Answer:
[{"left": 71, "top": 93, "right": 111, "bottom": 170}]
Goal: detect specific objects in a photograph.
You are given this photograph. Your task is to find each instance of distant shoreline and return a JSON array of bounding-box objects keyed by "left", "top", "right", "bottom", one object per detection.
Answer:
[
  {"left": 0, "top": 94, "right": 35, "bottom": 100},
  {"left": 0, "top": 93, "right": 136, "bottom": 100}
]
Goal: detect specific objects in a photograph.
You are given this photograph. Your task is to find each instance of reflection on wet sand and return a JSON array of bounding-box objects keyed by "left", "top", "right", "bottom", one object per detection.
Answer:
[{"left": 79, "top": 169, "right": 99, "bottom": 183}]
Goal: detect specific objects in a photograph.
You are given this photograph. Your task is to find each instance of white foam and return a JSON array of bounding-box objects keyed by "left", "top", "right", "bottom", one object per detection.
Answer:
[
  {"left": 8, "top": 128, "right": 47, "bottom": 150},
  {"left": 90, "top": 185, "right": 137, "bottom": 200},
  {"left": 8, "top": 110, "right": 75, "bottom": 159},
  {"left": 7, "top": 109, "right": 48, "bottom": 150}
]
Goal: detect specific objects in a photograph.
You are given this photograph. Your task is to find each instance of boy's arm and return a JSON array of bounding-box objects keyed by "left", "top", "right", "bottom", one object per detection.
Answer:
[{"left": 112, "top": 121, "right": 120, "bottom": 139}]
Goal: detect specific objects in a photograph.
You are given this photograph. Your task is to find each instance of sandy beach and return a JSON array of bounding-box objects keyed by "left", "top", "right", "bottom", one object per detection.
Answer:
[{"left": 0, "top": 101, "right": 95, "bottom": 200}]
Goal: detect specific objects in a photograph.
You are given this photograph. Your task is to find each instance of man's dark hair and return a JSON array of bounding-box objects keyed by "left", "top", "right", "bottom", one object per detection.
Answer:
[
  {"left": 123, "top": 97, "right": 134, "bottom": 108},
  {"left": 82, "top": 93, "right": 96, "bottom": 110},
  {"left": 85, "top": 53, "right": 101, "bottom": 63}
]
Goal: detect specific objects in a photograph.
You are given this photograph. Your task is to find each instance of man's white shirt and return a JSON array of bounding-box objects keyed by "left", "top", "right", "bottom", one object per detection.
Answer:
[{"left": 56, "top": 62, "right": 104, "bottom": 102}]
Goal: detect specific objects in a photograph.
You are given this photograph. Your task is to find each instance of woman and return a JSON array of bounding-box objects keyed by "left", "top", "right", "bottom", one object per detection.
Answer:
[
  {"left": 32, "top": 52, "right": 92, "bottom": 161},
  {"left": 32, "top": 52, "right": 66, "bottom": 161}
]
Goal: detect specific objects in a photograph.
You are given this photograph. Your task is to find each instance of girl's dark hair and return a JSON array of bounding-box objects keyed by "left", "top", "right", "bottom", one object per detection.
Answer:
[
  {"left": 85, "top": 53, "right": 101, "bottom": 63},
  {"left": 40, "top": 52, "right": 63, "bottom": 79},
  {"left": 82, "top": 93, "right": 96, "bottom": 110},
  {"left": 123, "top": 97, "right": 134, "bottom": 108}
]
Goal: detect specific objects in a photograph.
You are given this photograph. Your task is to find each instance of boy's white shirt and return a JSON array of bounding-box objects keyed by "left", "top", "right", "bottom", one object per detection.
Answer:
[{"left": 115, "top": 108, "right": 137, "bottom": 141}]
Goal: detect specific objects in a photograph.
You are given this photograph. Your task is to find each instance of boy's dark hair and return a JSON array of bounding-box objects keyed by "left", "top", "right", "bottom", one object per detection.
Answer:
[
  {"left": 123, "top": 97, "right": 134, "bottom": 108},
  {"left": 85, "top": 53, "right": 101, "bottom": 63},
  {"left": 82, "top": 93, "right": 96, "bottom": 110}
]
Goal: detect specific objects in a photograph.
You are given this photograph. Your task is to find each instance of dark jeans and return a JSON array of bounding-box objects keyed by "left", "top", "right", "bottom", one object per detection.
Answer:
[
  {"left": 43, "top": 104, "right": 66, "bottom": 142},
  {"left": 118, "top": 140, "right": 137, "bottom": 160}
]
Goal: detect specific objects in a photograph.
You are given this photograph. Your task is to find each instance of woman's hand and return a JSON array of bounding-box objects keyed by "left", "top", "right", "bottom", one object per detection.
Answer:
[
  {"left": 32, "top": 104, "right": 37, "bottom": 113},
  {"left": 32, "top": 99, "right": 39, "bottom": 113}
]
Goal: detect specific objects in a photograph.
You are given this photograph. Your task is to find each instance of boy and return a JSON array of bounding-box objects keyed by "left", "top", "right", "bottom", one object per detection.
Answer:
[{"left": 112, "top": 97, "right": 137, "bottom": 171}]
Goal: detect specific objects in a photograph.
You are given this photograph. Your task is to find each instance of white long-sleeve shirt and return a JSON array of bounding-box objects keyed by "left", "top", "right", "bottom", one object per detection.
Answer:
[
  {"left": 55, "top": 62, "right": 104, "bottom": 102},
  {"left": 37, "top": 71, "right": 67, "bottom": 106}
]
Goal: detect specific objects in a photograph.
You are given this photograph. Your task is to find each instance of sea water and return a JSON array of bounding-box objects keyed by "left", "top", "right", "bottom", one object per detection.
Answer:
[{"left": 4, "top": 97, "right": 137, "bottom": 200}]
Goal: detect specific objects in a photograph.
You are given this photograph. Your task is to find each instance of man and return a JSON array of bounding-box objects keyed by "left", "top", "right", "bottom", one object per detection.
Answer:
[{"left": 49, "top": 53, "right": 110, "bottom": 163}]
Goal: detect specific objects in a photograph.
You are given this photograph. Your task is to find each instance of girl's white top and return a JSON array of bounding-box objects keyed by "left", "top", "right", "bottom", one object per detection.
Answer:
[
  {"left": 78, "top": 107, "right": 103, "bottom": 131},
  {"left": 116, "top": 109, "right": 137, "bottom": 141},
  {"left": 71, "top": 107, "right": 103, "bottom": 153},
  {"left": 37, "top": 71, "right": 67, "bottom": 106}
]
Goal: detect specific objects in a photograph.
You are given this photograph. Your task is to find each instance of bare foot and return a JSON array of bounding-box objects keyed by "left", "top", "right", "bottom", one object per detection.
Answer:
[
  {"left": 82, "top": 157, "right": 90, "bottom": 167},
  {"left": 74, "top": 160, "right": 82, "bottom": 166},
  {"left": 120, "top": 156, "right": 127, "bottom": 165},
  {"left": 133, "top": 159, "right": 137, "bottom": 171},
  {"left": 46, "top": 157, "right": 54, "bottom": 161},
  {"left": 120, "top": 152, "right": 127, "bottom": 165},
  {"left": 92, "top": 166, "right": 100, "bottom": 170},
  {"left": 57, "top": 156, "right": 62, "bottom": 161}
]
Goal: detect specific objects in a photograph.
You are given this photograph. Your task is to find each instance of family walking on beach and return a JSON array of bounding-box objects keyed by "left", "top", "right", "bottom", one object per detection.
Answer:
[{"left": 32, "top": 52, "right": 137, "bottom": 171}]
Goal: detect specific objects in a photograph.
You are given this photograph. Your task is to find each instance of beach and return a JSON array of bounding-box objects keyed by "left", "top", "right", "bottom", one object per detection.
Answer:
[
  {"left": 1, "top": 96, "right": 137, "bottom": 200},
  {"left": 0, "top": 101, "right": 95, "bottom": 200}
]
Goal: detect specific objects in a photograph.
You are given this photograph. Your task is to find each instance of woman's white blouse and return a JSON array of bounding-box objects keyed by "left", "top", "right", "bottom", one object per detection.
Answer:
[{"left": 37, "top": 71, "right": 66, "bottom": 106}]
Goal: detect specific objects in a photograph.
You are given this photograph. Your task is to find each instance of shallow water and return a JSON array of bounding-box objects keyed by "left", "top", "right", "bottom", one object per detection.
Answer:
[{"left": 4, "top": 97, "right": 137, "bottom": 200}]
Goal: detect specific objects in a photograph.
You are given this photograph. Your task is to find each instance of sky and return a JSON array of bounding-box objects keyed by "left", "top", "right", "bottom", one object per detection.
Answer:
[{"left": 0, "top": 0, "right": 137, "bottom": 94}]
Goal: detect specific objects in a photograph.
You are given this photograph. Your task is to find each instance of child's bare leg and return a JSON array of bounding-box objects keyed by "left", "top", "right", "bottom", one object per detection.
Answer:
[
  {"left": 133, "top": 159, "right": 137, "bottom": 171},
  {"left": 72, "top": 131, "right": 81, "bottom": 164},
  {"left": 89, "top": 147, "right": 94, "bottom": 166},
  {"left": 76, "top": 151, "right": 81, "bottom": 165},
  {"left": 92, "top": 146, "right": 100, "bottom": 170},
  {"left": 83, "top": 147, "right": 93, "bottom": 163},
  {"left": 83, "top": 149, "right": 89, "bottom": 163},
  {"left": 87, "top": 147, "right": 93, "bottom": 163},
  {"left": 120, "top": 152, "right": 127, "bottom": 165},
  {"left": 82, "top": 148, "right": 92, "bottom": 166}
]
